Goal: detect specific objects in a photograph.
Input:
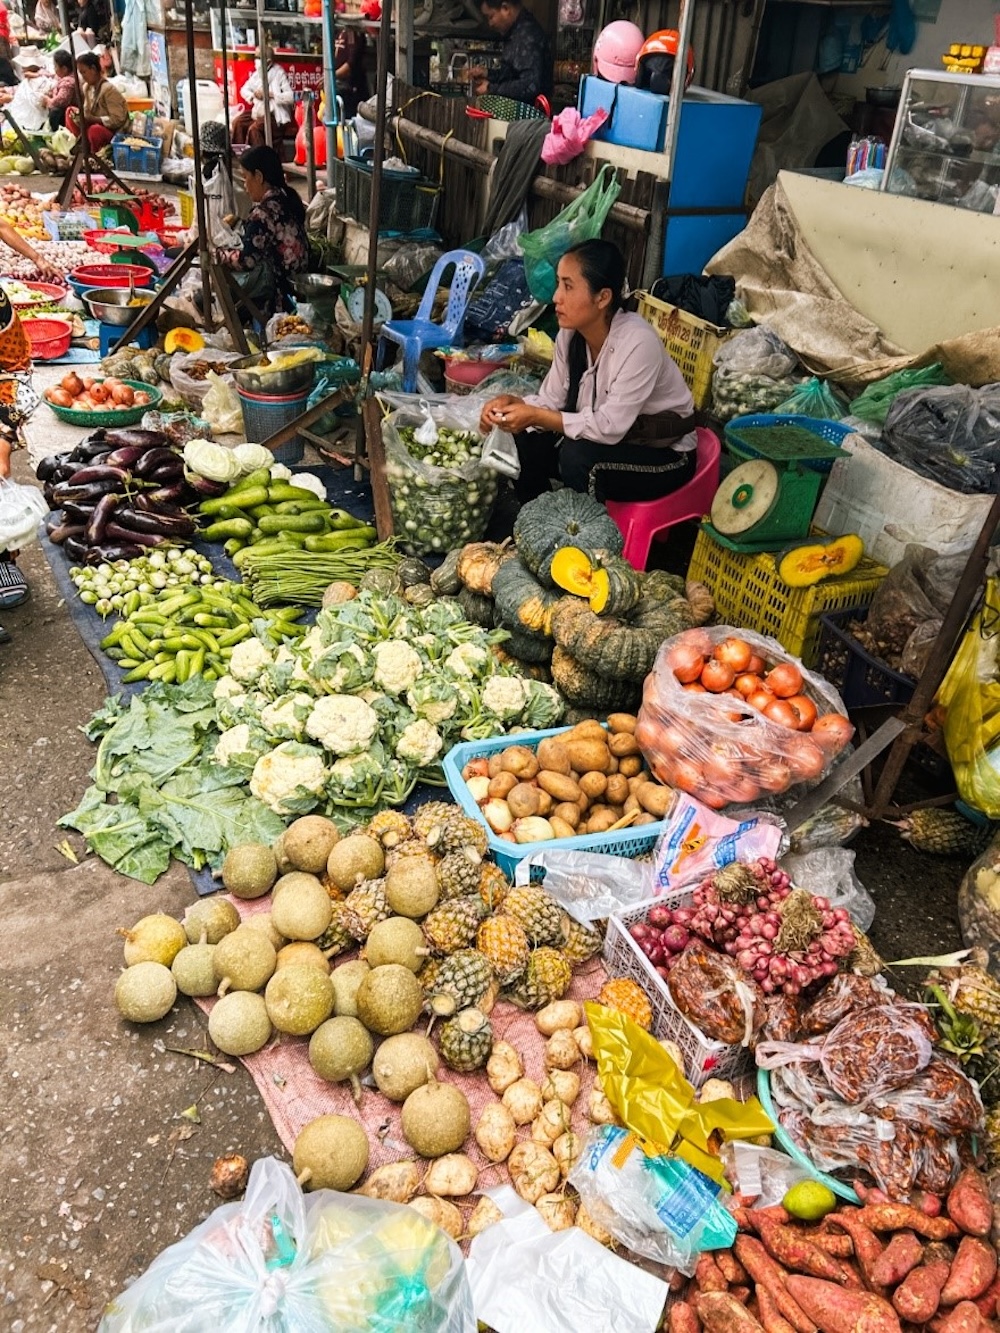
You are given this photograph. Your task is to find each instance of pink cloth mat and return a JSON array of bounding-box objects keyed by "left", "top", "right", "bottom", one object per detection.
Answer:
[{"left": 199, "top": 895, "right": 610, "bottom": 1190}]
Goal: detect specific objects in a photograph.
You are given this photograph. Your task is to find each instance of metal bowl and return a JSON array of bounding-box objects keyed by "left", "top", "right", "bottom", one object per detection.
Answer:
[
  {"left": 292, "top": 272, "right": 340, "bottom": 302},
  {"left": 230, "top": 353, "right": 317, "bottom": 396},
  {"left": 82, "top": 286, "right": 153, "bottom": 325}
]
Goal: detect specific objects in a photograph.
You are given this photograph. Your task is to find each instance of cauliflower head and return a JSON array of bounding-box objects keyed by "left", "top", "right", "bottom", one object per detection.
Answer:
[
  {"left": 249, "top": 741, "right": 328, "bottom": 815},
  {"left": 213, "top": 675, "right": 244, "bottom": 701},
  {"left": 259, "top": 692, "right": 314, "bottom": 741},
  {"left": 213, "top": 723, "right": 267, "bottom": 770},
  {"left": 373, "top": 639, "right": 423, "bottom": 695},
  {"left": 229, "top": 637, "right": 274, "bottom": 685},
  {"left": 327, "top": 751, "right": 384, "bottom": 805},
  {"left": 309, "top": 641, "right": 373, "bottom": 695},
  {"left": 482, "top": 674, "right": 528, "bottom": 720},
  {"left": 520, "top": 679, "right": 565, "bottom": 730},
  {"left": 445, "top": 642, "right": 490, "bottom": 679},
  {"left": 305, "top": 694, "right": 379, "bottom": 756},
  {"left": 406, "top": 675, "right": 458, "bottom": 725},
  {"left": 395, "top": 718, "right": 444, "bottom": 767}
]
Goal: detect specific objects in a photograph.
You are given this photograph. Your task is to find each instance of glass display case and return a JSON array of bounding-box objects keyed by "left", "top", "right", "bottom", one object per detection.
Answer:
[{"left": 883, "top": 68, "right": 1000, "bottom": 213}]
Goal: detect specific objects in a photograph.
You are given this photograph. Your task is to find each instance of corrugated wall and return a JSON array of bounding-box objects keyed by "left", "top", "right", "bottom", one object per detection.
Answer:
[{"left": 626, "top": 0, "right": 765, "bottom": 95}]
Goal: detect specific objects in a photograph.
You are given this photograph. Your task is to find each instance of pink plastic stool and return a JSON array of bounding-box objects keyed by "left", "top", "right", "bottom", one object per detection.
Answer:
[{"left": 605, "top": 427, "right": 722, "bottom": 571}]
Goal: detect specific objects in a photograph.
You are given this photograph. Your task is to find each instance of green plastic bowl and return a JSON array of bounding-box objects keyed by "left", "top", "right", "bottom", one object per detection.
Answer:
[
  {"left": 44, "top": 379, "right": 162, "bottom": 427},
  {"left": 756, "top": 1067, "right": 861, "bottom": 1205}
]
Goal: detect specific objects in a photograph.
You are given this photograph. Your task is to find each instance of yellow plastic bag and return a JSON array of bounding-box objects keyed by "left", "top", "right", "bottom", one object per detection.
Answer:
[{"left": 937, "top": 576, "right": 1000, "bottom": 816}]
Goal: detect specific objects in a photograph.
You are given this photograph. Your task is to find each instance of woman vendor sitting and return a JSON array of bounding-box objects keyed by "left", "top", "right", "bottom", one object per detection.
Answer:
[
  {"left": 481, "top": 239, "right": 697, "bottom": 504},
  {"left": 214, "top": 145, "right": 309, "bottom": 320}
]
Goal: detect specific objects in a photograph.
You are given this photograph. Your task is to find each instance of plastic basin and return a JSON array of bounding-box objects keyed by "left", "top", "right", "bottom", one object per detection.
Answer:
[
  {"left": 443, "top": 356, "right": 509, "bottom": 387},
  {"left": 21, "top": 315, "right": 73, "bottom": 360},
  {"left": 68, "top": 263, "right": 153, "bottom": 289}
]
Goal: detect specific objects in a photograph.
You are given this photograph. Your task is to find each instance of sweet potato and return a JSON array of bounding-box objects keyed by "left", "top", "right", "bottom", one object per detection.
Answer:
[
  {"left": 936, "top": 1301, "right": 992, "bottom": 1333},
  {"left": 734, "top": 1236, "right": 818, "bottom": 1333},
  {"left": 669, "top": 1270, "right": 689, "bottom": 1295},
  {"left": 670, "top": 1303, "right": 701, "bottom": 1333},
  {"left": 747, "top": 1206, "right": 793, "bottom": 1227},
  {"left": 696, "top": 1253, "right": 730, "bottom": 1293},
  {"left": 892, "top": 1260, "right": 951, "bottom": 1323},
  {"left": 828, "top": 1211, "right": 887, "bottom": 1293},
  {"left": 871, "top": 1233, "right": 925, "bottom": 1288},
  {"left": 854, "top": 1205, "right": 959, "bottom": 1241},
  {"left": 716, "top": 1252, "right": 750, "bottom": 1286},
  {"left": 759, "top": 1221, "right": 853, "bottom": 1284},
  {"left": 757, "top": 1284, "right": 800, "bottom": 1333},
  {"left": 940, "top": 1237, "right": 998, "bottom": 1306},
  {"left": 784, "top": 1276, "right": 902, "bottom": 1333},
  {"left": 947, "top": 1170, "right": 993, "bottom": 1239},
  {"left": 696, "top": 1291, "right": 766, "bottom": 1333},
  {"left": 808, "top": 1232, "right": 856, "bottom": 1261},
  {"left": 970, "top": 1275, "right": 1000, "bottom": 1322},
  {"left": 732, "top": 1289, "right": 752, "bottom": 1307}
]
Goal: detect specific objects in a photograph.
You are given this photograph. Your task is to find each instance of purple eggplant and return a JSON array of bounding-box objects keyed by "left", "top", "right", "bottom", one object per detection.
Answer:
[
  {"left": 47, "top": 521, "right": 86, "bottom": 546},
  {"left": 51, "top": 479, "right": 121, "bottom": 506},
  {"left": 36, "top": 454, "right": 66, "bottom": 482},
  {"left": 133, "top": 447, "right": 181, "bottom": 478},
  {"left": 103, "top": 443, "right": 157, "bottom": 469},
  {"left": 102, "top": 429, "right": 168, "bottom": 449},
  {"left": 115, "top": 507, "right": 196, "bottom": 537},
  {"left": 104, "top": 522, "right": 167, "bottom": 548},
  {"left": 68, "top": 464, "right": 131, "bottom": 487},
  {"left": 148, "top": 464, "right": 185, "bottom": 486},
  {"left": 83, "top": 542, "right": 144, "bottom": 563},
  {"left": 64, "top": 535, "right": 90, "bottom": 562},
  {"left": 61, "top": 502, "right": 98, "bottom": 526},
  {"left": 51, "top": 461, "right": 79, "bottom": 483},
  {"left": 137, "top": 482, "right": 185, "bottom": 509},
  {"left": 85, "top": 492, "right": 121, "bottom": 546},
  {"left": 182, "top": 469, "right": 228, "bottom": 498}
]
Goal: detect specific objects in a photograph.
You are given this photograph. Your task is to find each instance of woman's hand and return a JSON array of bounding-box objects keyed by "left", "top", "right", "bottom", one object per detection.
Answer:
[
  {"left": 480, "top": 393, "right": 519, "bottom": 433},
  {"left": 33, "top": 255, "right": 62, "bottom": 281},
  {"left": 489, "top": 401, "right": 539, "bottom": 433}
]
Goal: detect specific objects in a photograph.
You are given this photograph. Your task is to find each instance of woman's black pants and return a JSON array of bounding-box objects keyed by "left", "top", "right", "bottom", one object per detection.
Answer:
[{"left": 514, "top": 430, "right": 697, "bottom": 504}]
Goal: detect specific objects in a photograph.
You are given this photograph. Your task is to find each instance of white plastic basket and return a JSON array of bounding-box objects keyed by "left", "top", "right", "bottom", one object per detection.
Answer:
[{"left": 603, "top": 890, "right": 753, "bottom": 1088}]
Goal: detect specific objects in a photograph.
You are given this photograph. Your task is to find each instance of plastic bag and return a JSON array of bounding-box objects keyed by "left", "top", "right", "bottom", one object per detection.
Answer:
[
  {"left": 773, "top": 376, "right": 849, "bottom": 420},
  {"left": 520, "top": 164, "right": 622, "bottom": 303},
  {"left": 719, "top": 1141, "right": 812, "bottom": 1207},
  {"left": 169, "top": 349, "right": 242, "bottom": 408},
  {"left": 883, "top": 384, "right": 1000, "bottom": 494},
  {"left": 957, "top": 830, "right": 1000, "bottom": 971},
  {"left": 380, "top": 398, "right": 502, "bottom": 555},
  {"left": 512, "top": 850, "right": 654, "bottom": 922},
  {"left": 938, "top": 575, "right": 1000, "bottom": 817},
  {"left": 849, "top": 363, "right": 951, "bottom": 426},
  {"left": 779, "top": 848, "right": 875, "bottom": 931},
  {"left": 479, "top": 426, "right": 521, "bottom": 479},
  {"left": 541, "top": 105, "right": 610, "bottom": 166},
  {"left": 568, "top": 1125, "right": 737, "bottom": 1272},
  {"left": 481, "top": 210, "right": 526, "bottom": 272},
  {"left": 141, "top": 410, "right": 211, "bottom": 447},
  {"left": 98, "top": 1156, "right": 475, "bottom": 1331},
  {"left": 636, "top": 626, "right": 852, "bottom": 808},
  {"left": 867, "top": 543, "right": 968, "bottom": 664},
  {"left": 651, "top": 793, "right": 784, "bottom": 893},
  {"left": 202, "top": 371, "right": 245, "bottom": 437},
  {"left": 464, "top": 258, "right": 535, "bottom": 343},
  {"left": 383, "top": 242, "right": 443, "bottom": 293},
  {"left": 668, "top": 942, "right": 765, "bottom": 1046},
  {"left": 0, "top": 476, "right": 47, "bottom": 553},
  {"left": 711, "top": 326, "right": 803, "bottom": 421}
]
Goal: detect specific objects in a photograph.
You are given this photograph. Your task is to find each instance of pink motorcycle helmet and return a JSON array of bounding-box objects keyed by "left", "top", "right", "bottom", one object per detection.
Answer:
[{"left": 592, "top": 20, "right": 646, "bottom": 85}]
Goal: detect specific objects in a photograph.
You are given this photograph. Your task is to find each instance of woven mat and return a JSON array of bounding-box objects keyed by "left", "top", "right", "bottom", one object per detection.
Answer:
[{"left": 199, "top": 894, "right": 609, "bottom": 1190}]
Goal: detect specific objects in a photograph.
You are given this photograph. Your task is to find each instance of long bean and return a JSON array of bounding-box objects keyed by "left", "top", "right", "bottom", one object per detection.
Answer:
[{"left": 238, "top": 542, "right": 400, "bottom": 606}]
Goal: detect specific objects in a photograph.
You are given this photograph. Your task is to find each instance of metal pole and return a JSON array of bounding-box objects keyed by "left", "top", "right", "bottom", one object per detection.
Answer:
[
  {"left": 184, "top": 0, "right": 213, "bottom": 323},
  {"left": 304, "top": 89, "right": 316, "bottom": 199},
  {"left": 258, "top": 0, "right": 273, "bottom": 149},
  {"left": 220, "top": 0, "right": 233, "bottom": 188},
  {"left": 58, "top": 0, "right": 93, "bottom": 198},
  {"left": 322, "top": 0, "right": 336, "bottom": 186},
  {"left": 358, "top": 0, "right": 391, "bottom": 377},
  {"left": 657, "top": 0, "right": 697, "bottom": 274}
]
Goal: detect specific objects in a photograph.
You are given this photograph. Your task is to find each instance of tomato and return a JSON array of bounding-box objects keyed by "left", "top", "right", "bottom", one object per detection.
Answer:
[
  {"left": 786, "top": 694, "right": 818, "bottom": 731},
  {"left": 735, "top": 672, "right": 762, "bottom": 697},
  {"left": 700, "top": 659, "right": 735, "bottom": 693},
  {"left": 713, "top": 636, "right": 753, "bottom": 673},
  {"left": 763, "top": 697, "right": 800, "bottom": 729},
  {"left": 811, "top": 713, "right": 854, "bottom": 754},
  {"left": 766, "top": 662, "right": 804, "bottom": 698},
  {"left": 667, "top": 641, "right": 706, "bottom": 683}
]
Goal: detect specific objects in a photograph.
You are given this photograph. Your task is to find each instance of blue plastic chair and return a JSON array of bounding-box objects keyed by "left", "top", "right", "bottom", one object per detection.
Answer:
[{"left": 376, "top": 249, "right": 486, "bottom": 391}]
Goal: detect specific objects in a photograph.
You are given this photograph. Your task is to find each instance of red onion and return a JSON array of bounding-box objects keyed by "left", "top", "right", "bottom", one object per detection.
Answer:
[
  {"left": 737, "top": 949, "right": 757, "bottom": 970},
  {"left": 761, "top": 922, "right": 778, "bottom": 940},
  {"left": 662, "top": 925, "right": 691, "bottom": 953},
  {"left": 812, "top": 896, "right": 830, "bottom": 912},
  {"left": 672, "top": 907, "right": 695, "bottom": 927},
  {"left": 647, "top": 904, "right": 674, "bottom": 929}
]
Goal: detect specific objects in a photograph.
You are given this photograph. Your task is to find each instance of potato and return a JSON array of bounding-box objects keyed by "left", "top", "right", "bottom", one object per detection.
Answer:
[
  {"left": 488, "top": 771, "right": 518, "bottom": 800},
  {"left": 698, "top": 1078, "right": 736, "bottom": 1103},
  {"left": 540, "top": 1069, "right": 581, "bottom": 1106},
  {"left": 507, "top": 782, "right": 541, "bottom": 819},
  {"left": 487, "top": 752, "right": 503, "bottom": 778},
  {"left": 513, "top": 816, "right": 555, "bottom": 843},
  {"left": 549, "top": 817, "right": 577, "bottom": 840},
  {"left": 634, "top": 813, "right": 657, "bottom": 826},
  {"left": 545, "top": 1030, "right": 580, "bottom": 1070},
  {"left": 552, "top": 801, "right": 581, "bottom": 830},
  {"left": 500, "top": 745, "right": 539, "bottom": 780},
  {"left": 624, "top": 793, "right": 641, "bottom": 815},
  {"left": 467, "top": 1195, "right": 504, "bottom": 1237},
  {"left": 577, "top": 792, "right": 591, "bottom": 815},
  {"left": 532, "top": 1097, "right": 572, "bottom": 1146},
  {"left": 408, "top": 1195, "right": 463, "bottom": 1239},
  {"left": 536, "top": 1000, "right": 583, "bottom": 1036},
  {"left": 423, "top": 1152, "right": 478, "bottom": 1197},
  {"left": 552, "top": 1130, "right": 583, "bottom": 1177},
  {"left": 573, "top": 1025, "right": 594, "bottom": 1060},
  {"left": 636, "top": 781, "right": 675, "bottom": 818},
  {"left": 588, "top": 1087, "right": 619, "bottom": 1125},
  {"left": 607, "top": 712, "right": 637, "bottom": 734},
  {"left": 606, "top": 755, "right": 620, "bottom": 774},
  {"left": 568, "top": 720, "right": 607, "bottom": 743},
  {"left": 502, "top": 1077, "right": 543, "bottom": 1125},
  {"left": 536, "top": 789, "right": 554, "bottom": 817},
  {"left": 605, "top": 773, "right": 630, "bottom": 806},
  {"left": 566, "top": 738, "right": 612, "bottom": 774},
  {"left": 358, "top": 1161, "right": 421, "bottom": 1202},
  {"left": 475, "top": 1102, "right": 517, "bottom": 1163},
  {"left": 576, "top": 1202, "right": 613, "bottom": 1245},
  {"left": 609, "top": 731, "right": 641, "bottom": 758},
  {"left": 508, "top": 1142, "right": 560, "bottom": 1204},
  {"left": 619, "top": 754, "right": 643, "bottom": 778},
  {"left": 487, "top": 1041, "right": 523, "bottom": 1094},
  {"left": 537, "top": 771, "right": 582, "bottom": 804},
  {"left": 536, "top": 737, "right": 572, "bottom": 775},
  {"left": 586, "top": 809, "right": 619, "bottom": 835},
  {"left": 536, "top": 1192, "right": 577, "bottom": 1232},
  {"left": 626, "top": 774, "right": 646, "bottom": 792}
]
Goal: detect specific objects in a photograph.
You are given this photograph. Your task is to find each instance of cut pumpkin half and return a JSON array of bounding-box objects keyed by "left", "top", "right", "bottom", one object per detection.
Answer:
[
  {"left": 164, "top": 327, "right": 206, "bottom": 355},
  {"left": 777, "top": 534, "right": 865, "bottom": 589},
  {"left": 550, "top": 545, "right": 643, "bottom": 617}
]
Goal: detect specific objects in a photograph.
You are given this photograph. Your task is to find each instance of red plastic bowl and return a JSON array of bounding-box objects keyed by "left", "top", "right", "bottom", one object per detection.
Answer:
[
  {"left": 443, "top": 355, "right": 510, "bottom": 387},
  {"left": 6, "top": 279, "right": 68, "bottom": 307},
  {"left": 20, "top": 315, "right": 73, "bottom": 360},
  {"left": 68, "top": 263, "right": 153, "bottom": 288}
]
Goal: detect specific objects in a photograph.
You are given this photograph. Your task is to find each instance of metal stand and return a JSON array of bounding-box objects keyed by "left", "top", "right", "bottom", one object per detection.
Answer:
[{"left": 1, "top": 109, "right": 41, "bottom": 171}]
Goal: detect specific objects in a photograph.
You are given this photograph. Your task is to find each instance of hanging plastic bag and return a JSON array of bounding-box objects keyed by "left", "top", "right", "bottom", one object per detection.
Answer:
[
  {"left": 956, "top": 830, "right": 1000, "bottom": 973},
  {"left": 541, "top": 106, "right": 610, "bottom": 166},
  {"left": 201, "top": 370, "right": 245, "bottom": 437},
  {"left": 773, "top": 376, "right": 849, "bottom": 420},
  {"left": 849, "top": 362, "right": 951, "bottom": 426},
  {"left": 866, "top": 543, "right": 968, "bottom": 665},
  {"left": 937, "top": 574, "right": 1000, "bottom": 817},
  {"left": 481, "top": 208, "right": 527, "bottom": 271},
  {"left": 98, "top": 1156, "right": 475, "bottom": 1332},
  {"left": 520, "top": 164, "right": 622, "bottom": 303},
  {"left": 0, "top": 476, "right": 47, "bottom": 553}
]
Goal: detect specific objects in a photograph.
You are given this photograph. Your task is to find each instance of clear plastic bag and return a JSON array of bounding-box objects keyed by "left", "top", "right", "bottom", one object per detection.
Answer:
[
  {"left": 512, "top": 849, "right": 654, "bottom": 922},
  {"left": 383, "top": 242, "right": 443, "bottom": 293},
  {"left": 651, "top": 793, "right": 784, "bottom": 893},
  {"left": 667, "top": 942, "right": 765, "bottom": 1047},
  {"left": 883, "top": 384, "right": 1000, "bottom": 494},
  {"left": 773, "top": 376, "right": 849, "bottom": 420},
  {"left": 202, "top": 370, "right": 245, "bottom": 437},
  {"left": 141, "top": 410, "right": 211, "bottom": 447},
  {"left": 0, "top": 476, "right": 47, "bottom": 553},
  {"left": 779, "top": 848, "right": 875, "bottom": 931},
  {"left": 480, "top": 210, "right": 526, "bottom": 272},
  {"left": 98, "top": 1156, "right": 476, "bottom": 1331},
  {"left": 957, "top": 831, "right": 1000, "bottom": 972},
  {"left": 867, "top": 543, "right": 968, "bottom": 664},
  {"left": 719, "top": 1141, "right": 812, "bottom": 1207},
  {"left": 169, "top": 349, "right": 243, "bottom": 408},
  {"left": 636, "top": 626, "right": 852, "bottom": 808},
  {"left": 849, "top": 363, "right": 951, "bottom": 426},
  {"left": 713, "top": 326, "right": 798, "bottom": 380}
]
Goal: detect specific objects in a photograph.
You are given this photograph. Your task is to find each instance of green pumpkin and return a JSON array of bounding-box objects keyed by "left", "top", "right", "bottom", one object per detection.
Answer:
[
  {"left": 550, "top": 545, "right": 643, "bottom": 618},
  {"left": 513, "top": 491, "right": 623, "bottom": 587},
  {"left": 457, "top": 586, "right": 496, "bottom": 627},
  {"left": 429, "top": 548, "right": 463, "bottom": 596},
  {"left": 551, "top": 596, "right": 689, "bottom": 682},
  {"left": 550, "top": 645, "right": 642, "bottom": 712},
  {"left": 398, "top": 557, "right": 432, "bottom": 588},
  {"left": 492, "top": 558, "right": 561, "bottom": 638},
  {"left": 404, "top": 583, "right": 436, "bottom": 607},
  {"left": 360, "top": 567, "right": 403, "bottom": 596},
  {"left": 503, "top": 627, "right": 554, "bottom": 665}
]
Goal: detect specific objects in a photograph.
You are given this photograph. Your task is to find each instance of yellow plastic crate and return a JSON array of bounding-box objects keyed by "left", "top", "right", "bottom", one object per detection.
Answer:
[
  {"left": 636, "top": 290, "right": 734, "bottom": 410},
  {"left": 688, "top": 526, "right": 888, "bottom": 666}
]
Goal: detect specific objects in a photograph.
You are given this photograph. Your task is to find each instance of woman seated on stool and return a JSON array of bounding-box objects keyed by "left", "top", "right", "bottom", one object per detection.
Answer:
[{"left": 481, "top": 239, "right": 697, "bottom": 504}]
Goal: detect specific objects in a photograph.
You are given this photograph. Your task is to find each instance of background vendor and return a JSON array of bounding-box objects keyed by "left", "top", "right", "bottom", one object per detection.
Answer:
[
  {"left": 472, "top": 0, "right": 551, "bottom": 106},
  {"left": 67, "top": 51, "right": 127, "bottom": 153},
  {"left": 232, "top": 52, "right": 294, "bottom": 150},
  {"left": 481, "top": 239, "right": 697, "bottom": 504}
]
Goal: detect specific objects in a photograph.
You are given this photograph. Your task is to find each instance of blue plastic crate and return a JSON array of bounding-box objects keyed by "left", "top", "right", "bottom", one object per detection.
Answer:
[
  {"left": 725, "top": 414, "right": 854, "bottom": 475},
  {"left": 442, "top": 725, "right": 670, "bottom": 879},
  {"left": 111, "top": 134, "right": 163, "bottom": 177}
]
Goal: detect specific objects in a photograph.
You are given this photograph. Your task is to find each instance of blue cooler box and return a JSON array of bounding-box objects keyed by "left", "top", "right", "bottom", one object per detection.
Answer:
[
  {"left": 578, "top": 77, "right": 762, "bottom": 211},
  {"left": 663, "top": 212, "right": 747, "bottom": 277}
]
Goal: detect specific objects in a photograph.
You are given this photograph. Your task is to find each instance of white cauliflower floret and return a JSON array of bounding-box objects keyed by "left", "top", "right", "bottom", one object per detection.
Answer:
[
  {"left": 213, "top": 674, "right": 243, "bottom": 701},
  {"left": 229, "top": 637, "right": 274, "bottom": 684},
  {"left": 259, "top": 692, "right": 313, "bottom": 740},
  {"left": 395, "top": 719, "right": 444, "bottom": 767},
  {"left": 213, "top": 724, "right": 255, "bottom": 768},
  {"left": 305, "top": 694, "right": 379, "bottom": 756},
  {"left": 290, "top": 472, "right": 326, "bottom": 500},
  {"left": 445, "top": 642, "right": 489, "bottom": 678},
  {"left": 482, "top": 675, "right": 528, "bottom": 720},
  {"left": 373, "top": 639, "right": 422, "bottom": 695},
  {"left": 269, "top": 463, "right": 293, "bottom": 481},
  {"left": 249, "top": 741, "right": 327, "bottom": 815},
  {"left": 406, "top": 676, "right": 458, "bottom": 725}
]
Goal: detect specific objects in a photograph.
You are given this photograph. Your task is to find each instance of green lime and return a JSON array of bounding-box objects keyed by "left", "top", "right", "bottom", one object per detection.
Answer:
[{"left": 782, "top": 1180, "right": 837, "bottom": 1221}]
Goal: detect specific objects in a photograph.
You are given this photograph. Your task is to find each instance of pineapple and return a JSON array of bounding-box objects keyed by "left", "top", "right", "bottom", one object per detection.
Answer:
[
  {"left": 423, "top": 947, "right": 498, "bottom": 1017},
  {"left": 366, "top": 810, "right": 413, "bottom": 850},
  {"left": 949, "top": 963, "right": 1000, "bottom": 1038},
  {"left": 342, "top": 877, "right": 391, "bottom": 942},
  {"left": 985, "top": 1104, "right": 1000, "bottom": 1170},
  {"left": 561, "top": 915, "right": 603, "bottom": 965},
  {"left": 438, "top": 1007, "right": 493, "bottom": 1072},
  {"left": 503, "top": 884, "right": 567, "bottom": 947},
  {"left": 597, "top": 977, "right": 653, "bottom": 1031},
  {"left": 321, "top": 871, "right": 347, "bottom": 904},
  {"left": 478, "top": 862, "right": 510, "bottom": 912},
  {"left": 412, "top": 801, "right": 463, "bottom": 841},
  {"left": 385, "top": 840, "right": 438, "bottom": 871},
  {"left": 426, "top": 809, "right": 489, "bottom": 858},
  {"left": 436, "top": 848, "right": 483, "bottom": 902},
  {"left": 477, "top": 914, "right": 530, "bottom": 985},
  {"left": 317, "top": 902, "right": 355, "bottom": 959},
  {"left": 505, "top": 947, "right": 573, "bottom": 1010},
  {"left": 423, "top": 896, "right": 487, "bottom": 955},
  {"left": 891, "top": 808, "right": 995, "bottom": 858}
]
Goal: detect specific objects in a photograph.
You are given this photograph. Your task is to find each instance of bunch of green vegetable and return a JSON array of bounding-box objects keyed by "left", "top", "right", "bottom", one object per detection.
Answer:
[
  {"left": 396, "top": 423, "right": 481, "bottom": 466},
  {"left": 100, "top": 581, "right": 303, "bottom": 684},
  {"left": 69, "top": 547, "right": 218, "bottom": 617},
  {"left": 236, "top": 542, "right": 399, "bottom": 607}
]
